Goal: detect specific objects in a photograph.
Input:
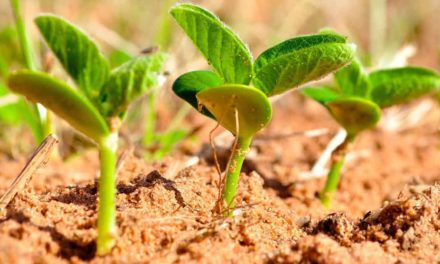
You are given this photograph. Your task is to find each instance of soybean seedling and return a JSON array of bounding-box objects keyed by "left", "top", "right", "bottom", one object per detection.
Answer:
[
  {"left": 7, "top": 15, "right": 165, "bottom": 254},
  {"left": 303, "top": 59, "right": 440, "bottom": 207},
  {"left": 170, "top": 3, "right": 355, "bottom": 214}
]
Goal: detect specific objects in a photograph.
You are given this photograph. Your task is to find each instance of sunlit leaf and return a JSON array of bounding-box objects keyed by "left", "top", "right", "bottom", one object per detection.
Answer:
[
  {"left": 8, "top": 70, "right": 109, "bottom": 142},
  {"left": 196, "top": 84, "right": 272, "bottom": 138},
  {"left": 99, "top": 53, "right": 166, "bottom": 117},
  {"left": 369, "top": 67, "right": 440, "bottom": 108},
  {"left": 326, "top": 97, "right": 381, "bottom": 135},
  {"left": 170, "top": 3, "right": 253, "bottom": 84},
  {"left": 35, "top": 15, "right": 110, "bottom": 102},
  {"left": 253, "top": 33, "right": 355, "bottom": 96}
]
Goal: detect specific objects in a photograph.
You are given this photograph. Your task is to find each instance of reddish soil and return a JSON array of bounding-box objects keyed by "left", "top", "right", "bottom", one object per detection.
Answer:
[{"left": 0, "top": 95, "right": 439, "bottom": 263}]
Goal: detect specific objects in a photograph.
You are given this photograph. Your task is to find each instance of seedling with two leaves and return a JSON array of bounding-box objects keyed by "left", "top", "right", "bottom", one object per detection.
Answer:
[
  {"left": 303, "top": 59, "right": 440, "bottom": 207},
  {"left": 170, "top": 3, "right": 355, "bottom": 215},
  {"left": 7, "top": 15, "right": 165, "bottom": 254}
]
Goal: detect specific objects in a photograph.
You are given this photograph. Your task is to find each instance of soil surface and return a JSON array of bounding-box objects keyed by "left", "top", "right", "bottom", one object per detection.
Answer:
[{"left": 0, "top": 96, "right": 439, "bottom": 263}]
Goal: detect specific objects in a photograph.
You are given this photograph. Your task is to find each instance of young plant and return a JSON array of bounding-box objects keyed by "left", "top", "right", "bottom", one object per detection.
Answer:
[
  {"left": 7, "top": 15, "right": 165, "bottom": 254},
  {"left": 303, "top": 59, "right": 440, "bottom": 207},
  {"left": 170, "top": 3, "right": 355, "bottom": 214}
]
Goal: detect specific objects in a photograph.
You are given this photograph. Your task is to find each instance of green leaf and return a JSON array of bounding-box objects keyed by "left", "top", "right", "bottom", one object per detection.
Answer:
[
  {"left": 326, "top": 97, "right": 381, "bottom": 135},
  {"left": 170, "top": 3, "right": 252, "bottom": 84},
  {"left": 253, "top": 33, "right": 355, "bottom": 96},
  {"left": 35, "top": 15, "right": 110, "bottom": 102},
  {"left": 302, "top": 86, "right": 340, "bottom": 104},
  {"left": 196, "top": 84, "right": 272, "bottom": 138},
  {"left": 334, "top": 59, "right": 370, "bottom": 97},
  {"left": 172, "top": 70, "right": 223, "bottom": 117},
  {"left": 369, "top": 67, "right": 440, "bottom": 108},
  {"left": 0, "top": 81, "right": 21, "bottom": 124},
  {"left": 99, "top": 53, "right": 166, "bottom": 117},
  {"left": 108, "top": 49, "right": 133, "bottom": 68},
  {"left": 8, "top": 70, "right": 110, "bottom": 142}
]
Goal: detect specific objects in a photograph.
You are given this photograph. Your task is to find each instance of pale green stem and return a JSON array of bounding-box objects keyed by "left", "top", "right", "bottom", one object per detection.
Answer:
[
  {"left": 320, "top": 133, "right": 356, "bottom": 208},
  {"left": 10, "top": 0, "right": 37, "bottom": 71},
  {"left": 96, "top": 133, "right": 118, "bottom": 255},
  {"left": 165, "top": 104, "right": 191, "bottom": 132},
  {"left": 143, "top": 91, "right": 157, "bottom": 146},
  {"left": 223, "top": 136, "right": 252, "bottom": 215},
  {"left": 320, "top": 156, "right": 346, "bottom": 208}
]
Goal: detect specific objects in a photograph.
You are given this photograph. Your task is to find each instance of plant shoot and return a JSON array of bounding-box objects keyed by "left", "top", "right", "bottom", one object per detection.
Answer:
[{"left": 8, "top": 15, "right": 166, "bottom": 254}]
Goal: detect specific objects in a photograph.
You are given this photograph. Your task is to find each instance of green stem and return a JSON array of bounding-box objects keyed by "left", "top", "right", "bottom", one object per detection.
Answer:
[
  {"left": 223, "top": 136, "right": 252, "bottom": 215},
  {"left": 320, "top": 133, "right": 356, "bottom": 208},
  {"left": 320, "top": 156, "right": 346, "bottom": 208},
  {"left": 142, "top": 90, "right": 157, "bottom": 146},
  {"left": 10, "top": 0, "right": 37, "bottom": 71},
  {"left": 97, "top": 133, "right": 118, "bottom": 255}
]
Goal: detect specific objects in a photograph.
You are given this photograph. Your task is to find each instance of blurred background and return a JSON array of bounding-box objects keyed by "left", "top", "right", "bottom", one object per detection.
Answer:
[{"left": 0, "top": 0, "right": 439, "bottom": 157}]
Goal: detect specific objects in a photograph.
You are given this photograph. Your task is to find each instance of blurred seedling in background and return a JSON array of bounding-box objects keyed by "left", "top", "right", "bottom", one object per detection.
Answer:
[
  {"left": 170, "top": 3, "right": 355, "bottom": 215},
  {"left": 303, "top": 59, "right": 440, "bottom": 207},
  {"left": 98, "top": 0, "right": 186, "bottom": 161},
  {"left": 8, "top": 15, "right": 165, "bottom": 254},
  {"left": 0, "top": 0, "right": 53, "bottom": 145}
]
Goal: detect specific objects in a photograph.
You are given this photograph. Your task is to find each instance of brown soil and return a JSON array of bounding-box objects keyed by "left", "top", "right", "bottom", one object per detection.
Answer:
[{"left": 0, "top": 96, "right": 439, "bottom": 263}]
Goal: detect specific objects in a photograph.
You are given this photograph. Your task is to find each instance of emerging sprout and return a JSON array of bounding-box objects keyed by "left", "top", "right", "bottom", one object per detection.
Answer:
[
  {"left": 171, "top": 3, "right": 355, "bottom": 214},
  {"left": 303, "top": 59, "right": 440, "bottom": 207},
  {"left": 8, "top": 15, "right": 165, "bottom": 254}
]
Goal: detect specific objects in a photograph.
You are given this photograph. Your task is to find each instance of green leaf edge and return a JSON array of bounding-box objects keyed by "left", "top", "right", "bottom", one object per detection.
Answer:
[
  {"left": 8, "top": 70, "right": 110, "bottom": 143},
  {"left": 170, "top": 3, "right": 253, "bottom": 84}
]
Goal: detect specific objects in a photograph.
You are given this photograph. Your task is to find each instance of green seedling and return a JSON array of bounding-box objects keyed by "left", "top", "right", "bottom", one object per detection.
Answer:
[
  {"left": 303, "top": 59, "right": 440, "bottom": 207},
  {"left": 170, "top": 3, "right": 355, "bottom": 214},
  {"left": 7, "top": 15, "right": 165, "bottom": 254}
]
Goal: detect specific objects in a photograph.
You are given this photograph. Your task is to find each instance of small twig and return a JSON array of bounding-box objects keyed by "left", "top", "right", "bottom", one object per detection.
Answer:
[
  {"left": 310, "top": 129, "right": 346, "bottom": 176},
  {"left": 0, "top": 134, "right": 58, "bottom": 215},
  {"left": 254, "top": 128, "right": 328, "bottom": 141},
  {"left": 380, "top": 100, "right": 434, "bottom": 132},
  {"left": 116, "top": 146, "right": 134, "bottom": 173},
  {"left": 209, "top": 120, "right": 225, "bottom": 214}
]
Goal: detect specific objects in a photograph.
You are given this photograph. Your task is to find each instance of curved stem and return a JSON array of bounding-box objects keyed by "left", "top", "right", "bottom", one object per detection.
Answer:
[
  {"left": 97, "top": 133, "right": 118, "bottom": 255},
  {"left": 320, "top": 133, "right": 356, "bottom": 208},
  {"left": 223, "top": 136, "right": 252, "bottom": 215}
]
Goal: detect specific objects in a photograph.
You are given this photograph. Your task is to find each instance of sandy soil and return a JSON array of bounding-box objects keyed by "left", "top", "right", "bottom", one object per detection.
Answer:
[{"left": 0, "top": 96, "right": 439, "bottom": 263}]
